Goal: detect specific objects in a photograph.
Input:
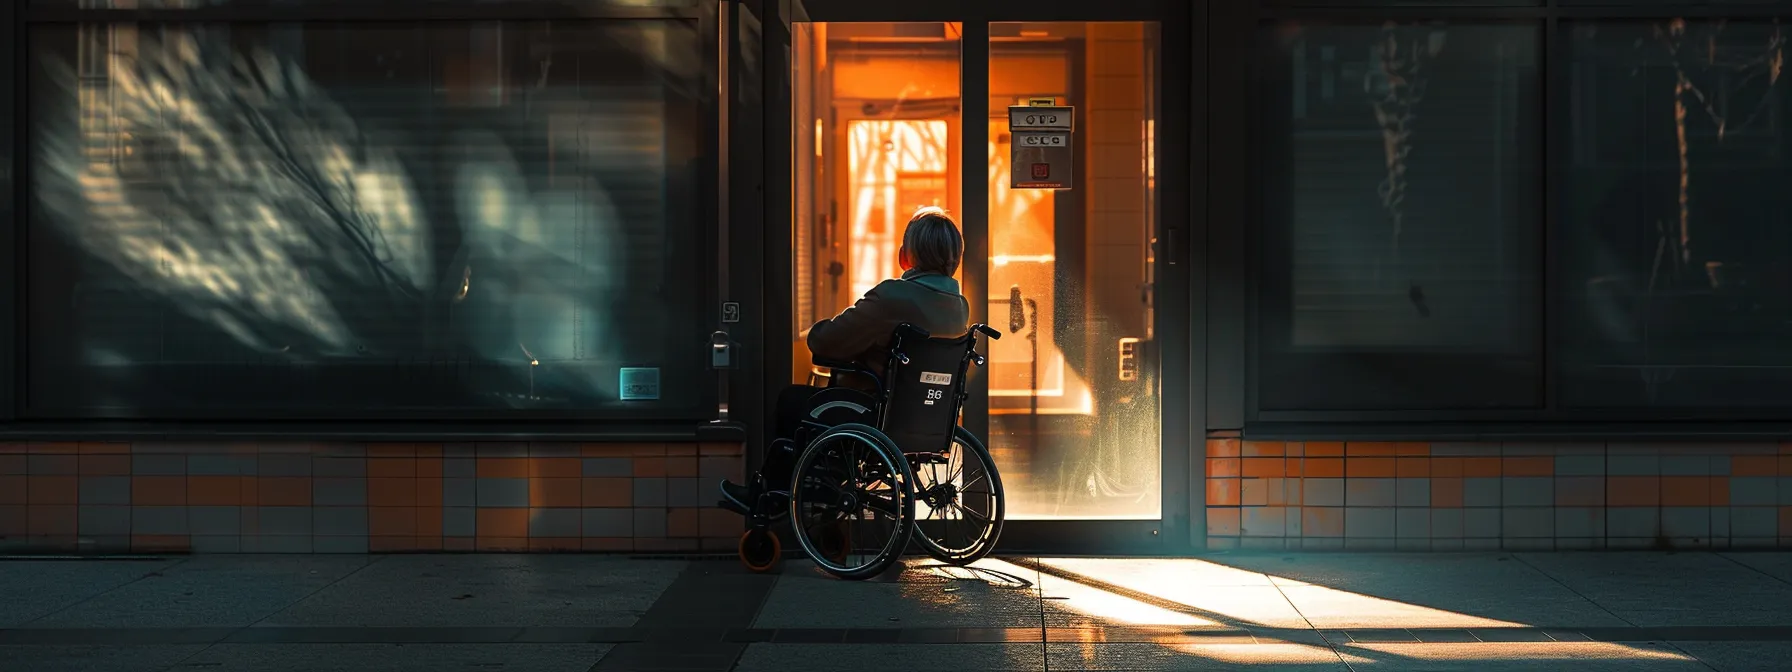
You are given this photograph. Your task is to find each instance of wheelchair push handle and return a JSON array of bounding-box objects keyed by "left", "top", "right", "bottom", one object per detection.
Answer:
[{"left": 972, "top": 324, "right": 1002, "bottom": 341}]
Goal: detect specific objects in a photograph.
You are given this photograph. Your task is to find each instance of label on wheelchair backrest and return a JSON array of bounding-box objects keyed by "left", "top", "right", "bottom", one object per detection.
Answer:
[{"left": 919, "top": 371, "right": 953, "bottom": 386}]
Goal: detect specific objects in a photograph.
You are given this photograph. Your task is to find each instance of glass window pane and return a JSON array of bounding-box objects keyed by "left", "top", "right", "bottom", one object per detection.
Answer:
[
  {"left": 989, "top": 22, "right": 1160, "bottom": 520},
  {"left": 1257, "top": 21, "right": 1543, "bottom": 411},
  {"left": 1562, "top": 19, "right": 1792, "bottom": 409},
  {"left": 26, "top": 20, "right": 706, "bottom": 417}
]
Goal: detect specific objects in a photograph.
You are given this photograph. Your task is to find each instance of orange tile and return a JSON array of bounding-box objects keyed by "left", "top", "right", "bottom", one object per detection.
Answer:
[
  {"left": 258, "top": 477, "right": 312, "bottom": 506},
  {"left": 1206, "top": 439, "right": 1240, "bottom": 457},
  {"left": 367, "top": 458, "right": 416, "bottom": 479},
  {"left": 1431, "top": 457, "right": 1464, "bottom": 478},
  {"left": 416, "top": 458, "right": 444, "bottom": 478},
  {"left": 476, "top": 508, "right": 529, "bottom": 537},
  {"left": 0, "top": 455, "right": 23, "bottom": 475},
  {"left": 1206, "top": 478, "right": 1240, "bottom": 506},
  {"left": 1780, "top": 456, "right": 1792, "bottom": 476},
  {"left": 699, "top": 508, "right": 738, "bottom": 538},
  {"left": 370, "top": 536, "right": 423, "bottom": 552},
  {"left": 0, "top": 505, "right": 24, "bottom": 535},
  {"left": 1503, "top": 457, "right": 1554, "bottom": 477},
  {"left": 1431, "top": 478, "right": 1464, "bottom": 508},
  {"left": 1396, "top": 457, "right": 1430, "bottom": 478},
  {"left": 1462, "top": 457, "right": 1502, "bottom": 478},
  {"left": 30, "top": 443, "right": 78, "bottom": 454},
  {"left": 1710, "top": 477, "right": 1730, "bottom": 506},
  {"left": 1660, "top": 476, "right": 1709, "bottom": 507},
  {"left": 1732, "top": 455, "right": 1778, "bottom": 476},
  {"left": 414, "top": 443, "right": 444, "bottom": 457},
  {"left": 1346, "top": 457, "right": 1396, "bottom": 478},
  {"left": 476, "top": 458, "right": 529, "bottom": 479},
  {"left": 530, "top": 478, "right": 582, "bottom": 508},
  {"left": 699, "top": 442, "right": 741, "bottom": 456},
  {"left": 668, "top": 508, "right": 700, "bottom": 537},
  {"left": 1208, "top": 458, "right": 1240, "bottom": 478},
  {"left": 529, "top": 537, "right": 582, "bottom": 552},
  {"left": 528, "top": 458, "right": 580, "bottom": 478},
  {"left": 132, "top": 535, "right": 190, "bottom": 553},
  {"left": 1241, "top": 458, "right": 1283, "bottom": 478},
  {"left": 1206, "top": 507, "right": 1241, "bottom": 536},
  {"left": 1305, "top": 442, "right": 1344, "bottom": 457},
  {"left": 1285, "top": 442, "right": 1306, "bottom": 456},
  {"left": 79, "top": 455, "right": 131, "bottom": 476},
  {"left": 369, "top": 507, "right": 418, "bottom": 536},
  {"left": 1345, "top": 442, "right": 1397, "bottom": 457},
  {"left": 1302, "top": 507, "right": 1344, "bottom": 537},
  {"left": 0, "top": 443, "right": 21, "bottom": 454},
  {"left": 27, "top": 476, "right": 77, "bottom": 505},
  {"left": 416, "top": 508, "right": 444, "bottom": 537},
  {"left": 415, "top": 478, "right": 443, "bottom": 507},
  {"left": 0, "top": 477, "right": 24, "bottom": 505},
  {"left": 665, "top": 456, "right": 698, "bottom": 478},
  {"left": 1267, "top": 477, "right": 1297, "bottom": 506},
  {"left": 631, "top": 443, "right": 669, "bottom": 456},
  {"left": 633, "top": 458, "right": 667, "bottom": 478},
  {"left": 78, "top": 442, "right": 130, "bottom": 454},
  {"left": 412, "top": 536, "right": 444, "bottom": 551},
  {"left": 368, "top": 478, "right": 417, "bottom": 507},
  {"left": 1607, "top": 476, "right": 1660, "bottom": 507},
  {"left": 187, "top": 476, "right": 240, "bottom": 506},
  {"left": 1242, "top": 441, "right": 1284, "bottom": 457},
  {"left": 583, "top": 478, "right": 632, "bottom": 507},
  {"left": 476, "top": 536, "right": 529, "bottom": 552},
  {"left": 367, "top": 443, "right": 415, "bottom": 457},
  {"left": 1554, "top": 477, "right": 1604, "bottom": 507},
  {"left": 1303, "top": 458, "right": 1344, "bottom": 478},
  {"left": 239, "top": 477, "right": 259, "bottom": 506},
  {"left": 1283, "top": 458, "right": 1305, "bottom": 478},
  {"left": 581, "top": 444, "right": 632, "bottom": 457},
  {"left": 1394, "top": 442, "right": 1430, "bottom": 456},
  {"left": 1780, "top": 507, "right": 1792, "bottom": 536},
  {"left": 28, "top": 505, "right": 76, "bottom": 535}
]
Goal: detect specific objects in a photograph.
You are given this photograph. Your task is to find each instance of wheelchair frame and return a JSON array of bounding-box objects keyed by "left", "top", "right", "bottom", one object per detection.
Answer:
[{"left": 731, "top": 322, "right": 1006, "bottom": 579}]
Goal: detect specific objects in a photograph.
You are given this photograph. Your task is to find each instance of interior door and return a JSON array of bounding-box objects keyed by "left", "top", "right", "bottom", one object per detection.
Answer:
[{"left": 767, "top": 0, "right": 1191, "bottom": 554}]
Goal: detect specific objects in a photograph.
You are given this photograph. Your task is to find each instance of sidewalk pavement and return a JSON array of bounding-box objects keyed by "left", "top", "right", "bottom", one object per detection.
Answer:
[{"left": 4, "top": 551, "right": 1792, "bottom": 671}]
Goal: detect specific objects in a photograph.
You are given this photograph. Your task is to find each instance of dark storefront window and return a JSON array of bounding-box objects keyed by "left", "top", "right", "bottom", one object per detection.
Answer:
[
  {"left": 1257, "top": 22, "right": 1544, "bottom": 412},
  {"left": 25, "top": 20, "right": 707, "bottom": 418},
  {"left": 1561, "top": 19, "right": 1792, "bottom": 411}
]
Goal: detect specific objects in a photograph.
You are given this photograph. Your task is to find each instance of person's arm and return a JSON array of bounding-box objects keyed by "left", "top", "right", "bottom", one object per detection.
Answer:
[{"left": 807, "top": 284, "right": 891, "bottom": 363}]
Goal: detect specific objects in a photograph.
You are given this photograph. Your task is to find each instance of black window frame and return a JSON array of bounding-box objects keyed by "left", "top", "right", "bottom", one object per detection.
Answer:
[
  {"left": 7, "top": 0, "right": 729, "bottom": 425},
  {"left": 1237, "top": 0, "right": 1792, "bottom": 431}
]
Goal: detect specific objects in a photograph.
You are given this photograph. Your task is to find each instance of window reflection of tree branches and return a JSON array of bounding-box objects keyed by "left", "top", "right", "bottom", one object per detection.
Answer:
[
  {"left": 1565, "top": 20, "right": 1792, "bottom": 409},
  {"left": 27, "top": 21, "right": 705, "bottom": 416}
]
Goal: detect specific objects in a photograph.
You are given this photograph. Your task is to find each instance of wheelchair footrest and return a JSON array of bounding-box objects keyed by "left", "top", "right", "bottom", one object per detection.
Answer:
[{"left": 717, "top": 498, "right": 750, "bottom": 516}]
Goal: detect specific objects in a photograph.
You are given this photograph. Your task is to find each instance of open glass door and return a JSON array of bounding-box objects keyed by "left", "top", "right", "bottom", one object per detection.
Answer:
[{"left": 777, "top": 2, "right": 1183, "bottom": 551}]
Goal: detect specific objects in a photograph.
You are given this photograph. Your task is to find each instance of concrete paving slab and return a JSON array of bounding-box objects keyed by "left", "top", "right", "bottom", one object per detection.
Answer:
[
  {"left": 170, "top": 644, "right": 611, "bottom": 672},
  {"left": 1333, "top": 641, "right": 1708, "bottom": 671},
  {"left": 25, "top": 556, "right": 375, "bottom": 628},
  {"left": 754, "top": 559, "right": 1042, "bottom": 629},
  {"left": 262, "top": 555, "right": 680, "bottom": 627},
  {"left": 1716, "top": 553, "right": 1792, "bottom": 585},
  {"left": 0, "top": 559, "right": 181, "bottom": 627},
  {"left": 1043, "top": 642, "right": 1349, "bottom": 671},
  {"left": 0, "top": 644, "right": 205, "bottom": 672},
  {"left": 1035, "top": 568, "right": 1309, "bottom": 630},
  {"left": 1516, "top": 552, "right": 1792, "bottom": 626},
  {"left": 1205, "top": 553, "right": 1628, "bottom": 629},
  {"left": 733, "top": 643, "right": 1046, "bottom": 672},
  {"left": 1671, "top": 641, "right": 1792, "bottom": 672}
]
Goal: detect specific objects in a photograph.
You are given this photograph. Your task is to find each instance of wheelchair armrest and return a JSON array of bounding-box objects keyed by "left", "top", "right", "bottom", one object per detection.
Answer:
[
  {"left": 972, "top": 324, "right": 1002, "bottom": 341},
  {"left": 895, "top": 323, "right": 932, "bottom": 340},
  {"left": 812, "top": 358, "right": 870, "bottom": 373}
]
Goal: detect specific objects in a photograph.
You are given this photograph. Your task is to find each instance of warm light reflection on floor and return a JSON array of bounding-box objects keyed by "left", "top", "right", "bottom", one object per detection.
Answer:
[{"left": 989, "top": 557, "right": 1704, "bottom": 666}]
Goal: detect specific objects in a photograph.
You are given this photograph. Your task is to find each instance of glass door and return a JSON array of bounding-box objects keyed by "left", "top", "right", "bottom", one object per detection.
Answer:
[{"left": 773, "top": 1, "right": 1187, "bottom": 552}]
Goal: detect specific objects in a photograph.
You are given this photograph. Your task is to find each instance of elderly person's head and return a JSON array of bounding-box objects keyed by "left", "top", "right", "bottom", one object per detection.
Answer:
[{"left": 899, "top": 206, "right": 964, "bottom": 277}]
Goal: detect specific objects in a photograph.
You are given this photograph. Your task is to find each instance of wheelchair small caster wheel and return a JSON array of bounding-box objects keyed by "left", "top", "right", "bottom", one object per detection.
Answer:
[{"left": 739, "top": 529, "right": 781, "bottom": 573}]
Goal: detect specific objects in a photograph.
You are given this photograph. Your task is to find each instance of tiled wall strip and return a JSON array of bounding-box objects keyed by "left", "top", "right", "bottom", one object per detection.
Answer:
[
  {"left": 1204, "top": 440, "right": 1791, "bottom": 550},
  {"left": 0, "top": 442, "right": 745, "bottom": 554}
]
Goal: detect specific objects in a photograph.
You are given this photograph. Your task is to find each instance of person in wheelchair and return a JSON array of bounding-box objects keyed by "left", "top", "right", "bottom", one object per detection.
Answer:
[{"left": 719, "top": 206, "right": 971, "bottom": 511}]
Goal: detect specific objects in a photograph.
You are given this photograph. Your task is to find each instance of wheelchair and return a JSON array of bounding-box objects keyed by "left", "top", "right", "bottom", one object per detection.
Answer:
[{"left": 720, "top": 323, "right": 1007, "bottom": 580}]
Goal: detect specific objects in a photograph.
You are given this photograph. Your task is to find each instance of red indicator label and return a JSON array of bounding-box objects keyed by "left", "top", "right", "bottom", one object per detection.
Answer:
[{"left": 1031, "top": 163, "right": 1050, "bottom": 179}]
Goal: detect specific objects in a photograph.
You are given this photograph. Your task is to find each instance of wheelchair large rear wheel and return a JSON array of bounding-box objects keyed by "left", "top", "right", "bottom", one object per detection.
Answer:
[
  {"left": 912, "top": 426, "right": 1005, "bottom": 565},
  {"left": 788, "top": 423, "right": 916, "bottom": 581}
]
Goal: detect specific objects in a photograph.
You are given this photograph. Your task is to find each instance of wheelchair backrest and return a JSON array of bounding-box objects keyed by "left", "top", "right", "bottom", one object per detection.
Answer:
[{"left": 879, "top": 331, "right": 977, "bottom": 454}]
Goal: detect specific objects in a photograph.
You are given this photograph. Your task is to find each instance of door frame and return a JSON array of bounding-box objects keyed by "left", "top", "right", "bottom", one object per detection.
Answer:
[{"left": 756, "top": 0, "right": 1201, "bottom": 554}]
